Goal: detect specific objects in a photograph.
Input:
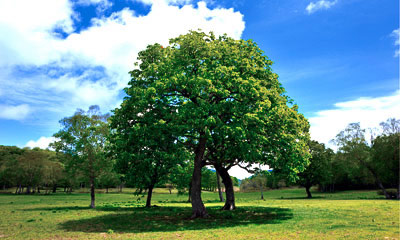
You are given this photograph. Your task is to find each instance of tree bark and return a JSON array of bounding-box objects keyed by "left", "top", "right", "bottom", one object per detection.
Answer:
[
  {"left": 366, "top": 165, "right": 391, "bottom": 199},
  {"left": 260, "top": 186, "right": 264, "bottom": 200},
  {"left": 216, "top": 171, "right": 224, "bottom": 202},
  {"left": 52, "top": 184, "right": 57, "bottom": 193},
  {"left": 397, "top": 181, "right": 400, "bottom": 200},
  {"left": 190, "top": 135, "right": 208, "bottom": 218},
  {"left": 188, "top": 180, "right": 192, "bottom": 203},
  {"left": 215, "top": 164, "right": 235, "bottom": 210},
  {"left": 305, "top": 185, "right": 312, "bottom": 198},
  {"left": 146, "top": 185, "right": 154, "bottom": 207},
  {"left": 90, "top": 176, "right": 95, "bottom": 208}
]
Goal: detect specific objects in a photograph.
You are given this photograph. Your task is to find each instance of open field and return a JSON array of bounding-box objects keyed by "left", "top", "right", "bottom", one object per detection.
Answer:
[{"left": 0, "top": 188, "right": 398, "bottom": 239}]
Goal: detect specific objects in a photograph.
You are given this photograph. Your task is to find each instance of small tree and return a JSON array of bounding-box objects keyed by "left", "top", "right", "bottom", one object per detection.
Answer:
[
  {"left": 52, "top": 105, "right": 110, "bottom": 208},
  {"left": 297, "top": 141, "right": 333, "bottom": 198}
]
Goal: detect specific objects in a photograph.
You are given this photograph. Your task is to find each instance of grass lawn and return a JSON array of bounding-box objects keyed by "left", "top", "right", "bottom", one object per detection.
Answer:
[{"left": 0, "top": 187, "right": 398, "bottom": 239}]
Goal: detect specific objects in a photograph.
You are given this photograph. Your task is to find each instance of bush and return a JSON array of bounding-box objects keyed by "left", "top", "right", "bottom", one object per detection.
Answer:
[{"left": 377, "top": 189, "right": 397, "bottom": 198}]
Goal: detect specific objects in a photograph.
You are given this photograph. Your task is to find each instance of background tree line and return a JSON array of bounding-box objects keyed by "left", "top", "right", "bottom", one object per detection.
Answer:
[
  {"left": 239, "top": 118, "right": 399, "bottom": 199},
  {"left": 0, "top": 117, "right": 398, "bottom": 208}
]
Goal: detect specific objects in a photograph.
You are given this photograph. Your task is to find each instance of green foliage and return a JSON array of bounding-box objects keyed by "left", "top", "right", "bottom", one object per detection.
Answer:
[
  {"left": 297, "top": 141, "right": 334, "bottom": 189},
  {"left": 52, "top": 105, "right": 111, "bottom": 206},
  {"left": 333, "top": 118, "right": 399, "bottom": 198},
  {"left": 0, "top": 146, "right": 66, "bottom": 193},
  {"left": 52, "top": 106, "right": 110, "bottom": 177},
  {"left": 201, "top": 168, "right": 217, "bottom": 191},
  {"left": 371, "top": 119, "right": 399, "bottom": 188},
  {"left": 112, "top": 31, "right": 310, "bottom": 214}
]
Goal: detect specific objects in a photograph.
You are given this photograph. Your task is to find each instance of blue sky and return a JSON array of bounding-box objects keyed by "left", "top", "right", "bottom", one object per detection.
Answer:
[{"left": 0, "top": 0, "right": 398, "bottom": 177}]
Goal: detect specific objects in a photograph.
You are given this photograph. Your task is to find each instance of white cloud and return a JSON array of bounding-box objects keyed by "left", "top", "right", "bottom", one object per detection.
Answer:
[
  {"left": 0, "top": 104, "right": 31, "bottom": 120},
  {"left": 0, "top": 0, "right": 245, "bottom": 121},
  {"left": 391, "top": 29, "right": 399, "bottom": 57},
  {"left": 25, "top": 136, "right": 57, "bottom": 149},
  {"left": 228, "top": 164, "right": 270, "bottom": 180},
  {"left": 306, "top": 0, "right": 337, "bottom": 14},
  {"left": 309, "top": 91, "right": 400, "bottom": 149}
]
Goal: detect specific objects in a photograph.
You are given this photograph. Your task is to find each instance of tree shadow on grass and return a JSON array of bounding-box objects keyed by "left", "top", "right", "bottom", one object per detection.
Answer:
[{"left": 59, "top": 206, "right": 293, "bottom": 233}]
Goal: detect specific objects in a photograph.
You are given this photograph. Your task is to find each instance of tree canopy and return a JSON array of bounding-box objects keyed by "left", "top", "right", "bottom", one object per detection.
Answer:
[
  {"left": 112, "top": 30, "right": 311, "bottom": 217},
  {"left": 52, "top": 105, "right": 110, "bottom": 208}
]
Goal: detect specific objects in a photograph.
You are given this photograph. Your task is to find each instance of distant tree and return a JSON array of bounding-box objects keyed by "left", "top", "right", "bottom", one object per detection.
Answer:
[
  {"left": 52, "top": 105, "right": 110, "bottom": 208},
  {"left": 252, "top": 171, "right": 268, "bottom": 200},
  {"left": 334, "top": 122, "right": 392, "bottom": 199},
  {"left": 231, "top": 176, "right": 239, "bottom": 187},
  {"left": 41, "top": 150, "right": 64, "bottom": 193},
  {"left": 297, "top": 140, "right": 333, "bottom": 198},
  {"left": 170, "top": 161, "right": 193, "bottom": 201},
  {"left": 0, "top": 146, "right": 24, "bottom": 190},
  {"left": 201, "top": 168, "right": 217, "bottom": 191},
  {"left": 98, "top": 170, "right": 121, "bottom": 193},
  {"left": 371, "top": 118, "right": 399, "bottom": 199}
]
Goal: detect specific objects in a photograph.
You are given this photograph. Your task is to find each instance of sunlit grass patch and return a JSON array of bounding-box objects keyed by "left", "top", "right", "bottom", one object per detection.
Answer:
[{"left": 0, "top": 188, "right": 398, "bottom": 239}]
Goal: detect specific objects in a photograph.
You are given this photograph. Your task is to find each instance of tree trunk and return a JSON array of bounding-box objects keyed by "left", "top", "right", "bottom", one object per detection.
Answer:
[
  {"left": 305, "top": 185, "right": 312, "bottom": 198},
  {"left": 52, "top": 184, "right": 57, "bottom": 193},
  {"left": 260, "top": 186, "right": 264, "bottom": 200},
  {"left": 190, "top": 135, "right": 208, "bottom": 218},
  {"left": 397, "top": 181, "right": 400, "bottom": 200},
  {"left": 106, "top": 187, "right": 109, "bottom": 194},
  {"left": 169, "top": 188, "right": 172, "bottom": 194},
  {"left": 215, "top": 164, "right": 235, "bottom": 210},
  {"left": 37, "top": 187, "right": 40, "bottom": 194},
  {"left": 376, "top": 179, "right": 391, "bottom": 199},
  {"left": 146, "top": 185, "right": 154, "bottom": 208},
  {"left": 368, "top": 166, "right": 391, "bottom": 199},
  {"left": 216, "top": 171, "right": 224, "bottom": 202},
  {"left": 26, "top": 186, "right": 31, "bottom": 194},
  {"left": 90, "top": 177, "right": 95, "bottom": 208},
  {"left": 188, "top": 180, "right": 192, "bottom": 203}
]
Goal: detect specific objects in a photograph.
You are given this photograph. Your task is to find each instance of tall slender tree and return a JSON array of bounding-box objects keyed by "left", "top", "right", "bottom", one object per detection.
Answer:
[{"left": 52, "top": 106, "right": 110, "bottom": 208}]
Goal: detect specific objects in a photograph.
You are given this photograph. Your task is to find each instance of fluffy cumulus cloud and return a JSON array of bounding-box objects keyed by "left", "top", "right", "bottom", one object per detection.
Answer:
[
  {"left": 309, "top": 90, "right": 400, "bottom": 148},
  {"left": 391, "top": 29, "right": 400, "bottom": 57},
  {"left": 0, "top": 0, "right": 245, "bottom": 122},
  {"left": 306, "top": 0, "right": 338, "bottom": 14},
  {"left": 25, "top": 136, "right": 57, "bottom": 149}
]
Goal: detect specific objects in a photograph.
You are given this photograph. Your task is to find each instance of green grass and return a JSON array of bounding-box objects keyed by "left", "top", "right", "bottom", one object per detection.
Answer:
[{"left": 0, "top": 188, "right": 398, "bottom": 239}]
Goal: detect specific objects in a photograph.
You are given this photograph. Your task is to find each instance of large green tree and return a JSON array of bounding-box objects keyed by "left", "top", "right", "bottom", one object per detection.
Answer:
[
  {"left": 116, "top": 31, "right": 310, "bottom": 218},
  {"left": 52, "top": 105, "right": 110, "bottom": 208}
]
